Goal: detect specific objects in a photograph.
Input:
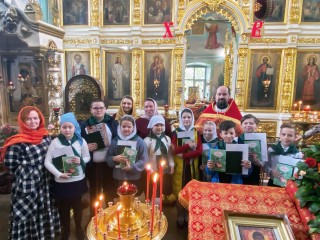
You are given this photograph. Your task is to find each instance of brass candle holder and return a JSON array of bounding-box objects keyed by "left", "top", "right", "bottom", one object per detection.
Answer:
[
  {"left": 50, "top": 107, "right": 61, "bottom": 136},
  {"left": 87, "top": 185, "right": 168, "bottom": 240}
]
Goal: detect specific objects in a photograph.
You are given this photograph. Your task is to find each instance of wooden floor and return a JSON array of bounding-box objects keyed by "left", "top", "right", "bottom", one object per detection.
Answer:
[{"left": 0, "top": 193, "right": 188, "bottom": 240}]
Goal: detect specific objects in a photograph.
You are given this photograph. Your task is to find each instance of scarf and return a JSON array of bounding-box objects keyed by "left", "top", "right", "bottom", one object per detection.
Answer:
[
  {"left": 217, "top": 139, "right": 237, "bottom": 149},
  {"left": 88, "top": 113, "right": 111, "bottom": 125},
  {"left": 141, "top": 98, "right": 159, "bottom": 119},
  {"left": 178, "top": 108, "right": 195, "bottom": 131},
  {"left": 149, "top": 132, "right": 168, "bottom": 154},
  {"left": 115, "top": 96, "right": 138, "bottom": 121},
  {"left": 58, "top": 134, "right": 86, "bottom": 172},
  {"left": 60, "top": 112, "right": 83, "bottom": 145},
  {"left": 0, "top": 106, "right": 48, "bottom": 161},
  {"left": 117, "top": 115, "right": 138, "bottom": 141},
  {"left": 271, "top": 142, "right": 298, "bottom": 155}
]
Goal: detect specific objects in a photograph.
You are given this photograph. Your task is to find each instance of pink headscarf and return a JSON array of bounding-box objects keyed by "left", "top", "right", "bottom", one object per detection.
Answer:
[{"left": 140, "top": 98, "right": 159, "bottom": 119}]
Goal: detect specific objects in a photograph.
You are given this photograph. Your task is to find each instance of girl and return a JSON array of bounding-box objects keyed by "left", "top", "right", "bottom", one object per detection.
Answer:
[
  {"left": 144, "top": 115, "right": 175, "bottom": 203},
  {"left": 114, "top": 95, "right": 138, "bottom": 121},
  {"left": 200, "top": 121, "right": 218, "bottom": 181},
  {"left": 45, "top": 112, "right": 90, "bottom": 240},
  {"left": 172, "top": 108, "right": 202, "bottom": 227},
  {"left": 106, "top": 115, "right": 148, "bottom": 195}
]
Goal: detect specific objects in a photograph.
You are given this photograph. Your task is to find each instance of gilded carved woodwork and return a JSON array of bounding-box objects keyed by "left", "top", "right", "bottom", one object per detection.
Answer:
[
  {"left": 91, "top": 49, "right": 101, "bottom": 81},
  {"left": 281, "top": 49, "right": 297, "bottom": 113},
  {"left": 257, "top": 121, "right": 277, "bottom": 143},
  {"left": 249, "top": 38, "right": 287, "bottom": 44},
  {"left": 100, "top": 39, "right": 133, "bottom": 45},
  {"left": 173, "top": 49, "right": 184, "bottom": 110},
  {"left": 133, "top": 0, "right": 141, "bottom": 25},
  {"left": 132, "top": 49, "right": 142, "bottom": 108},
  {"left": 297, "top": 38, "right": 320, "bottom": 44},
  {"left": 289, "top": 0, "right": 300, "bottom": 24},
  {"left": 235, "top": 48, "right": 248, "bottom": 110},
  {"left": 63, "top": 39, "right": 93, "bottom": 45},
  {"left": 141, "top": 39, "right": 176, "bottom": 45},
  {"left": 177, "top": 0, "right": 185, "bottom": 24},
  {"left": 90, "top": 0, "right": 99, "bottom": 26}
]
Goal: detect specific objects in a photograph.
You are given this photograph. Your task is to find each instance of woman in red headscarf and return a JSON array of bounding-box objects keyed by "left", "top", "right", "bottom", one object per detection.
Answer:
[{"left": 1, "top": 106, "right": 60, "bottom": 240}]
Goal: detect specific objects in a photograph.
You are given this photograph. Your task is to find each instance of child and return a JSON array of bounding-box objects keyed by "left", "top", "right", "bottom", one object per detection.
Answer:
[
  {"left": 238, "top": 114, "right": 262, "bottom": 185},
  {"left": 206, "top": 120, "right": 252, "bottom": 184},
  {"left": 172, "top": 108, "right": 202, "bottom": 227},
  {"left": 265, "top": 123, "right": 302, "bottom": 187},
  {"left": 144, "top": 115, "right": 175, "bottom": 204},
  {"left": 106, "top": 115, "right": 148, "bottom": 195},
  {"left": 200, "top": 121, "right": 218, "bottom": 182},
  {"left": 45, "top": 112, "right": 90, "bottom": 240}
]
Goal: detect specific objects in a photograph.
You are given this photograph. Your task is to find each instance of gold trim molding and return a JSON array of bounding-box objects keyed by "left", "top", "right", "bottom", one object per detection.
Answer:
[
  {"left": 289, "top": 0, "right": 300, "bottom": 24},
  {"left": 249, "top": 38, "right": 287, "bottom": 44},
  {"left": 63, "top": 39, "right": 93, "bottom": 45},
  {"left": 173, "top": 49, "right": 184, "bottom": 110},
  {"left": 133, "top": 0, "right": 141, "bottom": 25},
  {"left": 257, "top": 121, "right": 277, "bottom": 143},
  {"left": 297, "top": 38, "right": 320, "bottom": 44},
  {"left": 132, "top": 49, "right": 142, "bottom": 108},
  {"left": 281, "top": 49, "right": 297, "bottom": 113},
  {"left": 100, "top": 39, "right": 133, "bottom": 45},
  {"left": 90, "top": 0, "right": 99, "bottom": 26},
  {"left": 235, "top": 48, "right": 248, "bottom": 110},
  {"left": 91, "top": 49, "right": 101, "bottom": 81},
  {"left": 177, "top": 0, "right": 185, "bottom": 24},
  {"left": 141, "top": 39, "right": 176, "bottom": 45}
]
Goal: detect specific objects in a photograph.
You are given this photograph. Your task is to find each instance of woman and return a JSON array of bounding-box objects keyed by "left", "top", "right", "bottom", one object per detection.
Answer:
[
  {"left": 114, "top": 95, "right": 138, "bottom": 121},
  {"left": 136, "top": 98, "right": 172, "bottom": 139},
  {"left": 1, "top": 106, "right": 60, "bottom": 239}
]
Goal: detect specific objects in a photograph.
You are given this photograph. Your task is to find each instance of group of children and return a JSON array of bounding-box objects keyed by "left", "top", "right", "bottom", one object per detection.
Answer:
[{"left": 43, "top": 108, "right": 302, "bottom": 237}]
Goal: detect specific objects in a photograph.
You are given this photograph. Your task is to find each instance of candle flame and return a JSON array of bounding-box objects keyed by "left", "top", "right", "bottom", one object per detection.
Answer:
[
  {"left": 117, "top": 204, "right": 122, "bottom": 211},
  {"left": 153, "top": 173, "right": 158, "bottom": 182},
  {"left": 146, "top": 164, "right": 151, "bottom": 170},
  {"left": 99, "top": 195, "right": 103, "bottom": 201},
  {"left": 95, "top": 201, "right": 99, "bottom": 208},
  {"left": 123, "top": 181, "right": 128, "bottom": 186},
  {"left": 161, "top": 161, "right": 165, "bottom": 166},
  {"left": 298, "top": 101, "right": 302, "bottom": 104},
  {"left": 294, "top": 103, "right": 297, "bottom": 106}
]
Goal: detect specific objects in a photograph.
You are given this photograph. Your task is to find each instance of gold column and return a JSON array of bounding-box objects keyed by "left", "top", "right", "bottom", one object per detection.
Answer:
[
  {"left": 133, "top": 0, "right": 141, "bottom": 25},
  {"left": 173, "top": 49, "right": 184, "bottom": 110},
  {"left": 91, "top": 49, "right": 101, "bottom": 81},
  {"left": 132, "top": 49, "right": 142, "bottom": 108},
  {"left": 177, "top": 0, "right": 185, "bottom": 25},
  {"left": 235, "top": 48, "right": 249, "bottom": 110},
  {"left": 289, "top": 0, "right": 300, "bottom": 24},
  {"left": 281, "top": 49, "right": 297, "bottom": 113},
  {"left": 90, "top": 0, "right": 99, "bottom": 26}
]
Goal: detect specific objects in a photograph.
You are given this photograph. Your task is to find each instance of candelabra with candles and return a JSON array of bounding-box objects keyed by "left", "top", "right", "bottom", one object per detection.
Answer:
[
  {"left": 49, "top": 107, "right": 61, "bottom": 136},
  {"left": 87, "top": 182, "right": 168, "bottom": 240}
]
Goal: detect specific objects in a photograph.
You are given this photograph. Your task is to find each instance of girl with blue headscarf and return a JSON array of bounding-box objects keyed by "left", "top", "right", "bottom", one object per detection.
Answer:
[{"left": 45, "top": 112, "right": 90, "bottom": 240}]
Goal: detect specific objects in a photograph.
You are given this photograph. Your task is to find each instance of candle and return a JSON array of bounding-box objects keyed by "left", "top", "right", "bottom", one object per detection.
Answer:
[
  {"left": 150, "top": 173, "right": 158, "bottom": 236},
  {"left": 298, "top": 101, "right": 302, "bottom": 111},
  {"left": 99, "top": 194, "right": 103, "bottom": 210},
  {"left": 293, "top": 103, "right": 297, "bottom": 111},
  {"left": 159, "top": 161, "right": 165, "bottom": 214},
  {"left": 306, "top": 105, "right": 310, "bottom": 111},
  {"left": 314, "top": 111, "right": 318, "bottom": 120},
  {"left": 94, "top": 201, "right": 99, "bottom": 228},
  {"left": 117, "top": 204, "right": 122, "bottom": 239},
  {"left": 146, "top": 164, "right": 151, "bottom": 202}
]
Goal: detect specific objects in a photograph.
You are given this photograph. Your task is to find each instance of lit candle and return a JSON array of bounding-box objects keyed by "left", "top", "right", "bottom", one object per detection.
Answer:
[
  {"left": 125, "top": 185, "right": 128, "bottom": 194},
  {"left": 293, "top": 103, "right": 297, "bottom": 111},
  {"left": 314, "top": 111, "right": 318, "bottom": 120},
  {"left": 159, "top": 161, "right": 165, "bottom": 214},
  {"left": 298, "top": 101, "right": 302, "bottom": 111},
  {"left": 99, "top": 194, "right": 103, "bottom": 210},
  {"left": 146, "top": 164, "right": 151, "bottom": 202},
  {"left": 117, "top": 204, "right": 122, "bottom": 239},
  {"left": 150, "top": 173, "right": 158, "bottom": 236},
  {"left": 94, "top": 201, "right": 99, "bottom": 228},
  {"left": 306, "top": 105, "right": 310, "bottom": 111}
]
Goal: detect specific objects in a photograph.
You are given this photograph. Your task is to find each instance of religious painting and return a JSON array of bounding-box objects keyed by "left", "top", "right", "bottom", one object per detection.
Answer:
[
  {"left": 253, "top": 0, "right": 286, "bottom": 23},
  {"left": 65, "top": 51, "right": 91, "bottom": 81},
  {"left": 144, "top": 0, "right": 172, "bottom": 24},
  {"left": 294, "top": 52, "right": 320, "bottom": 110},
  {"left": 246, "top": 50, "right": 282, "bottom": 111},
  {"left": 224, "top": 211, "right": 295, "bottom": 240},
  {"left": 104, "top": 51, "right": 132, "bottom": 106},
  {"left": 62, "top": 0, "right": 89, "bottom": 25},
  {"left": 144, "top": 50, "right": 172, "bottom": 106},
  {"left": 103, "top": 0, "right": 130, "bottom": 25},
  {"left": 301, "top": 0, "right": 320, "bottom": 22}
]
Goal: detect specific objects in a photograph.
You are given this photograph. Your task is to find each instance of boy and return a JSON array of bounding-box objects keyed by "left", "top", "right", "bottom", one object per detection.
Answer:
[
  {"left": 206, "top": 120, "right": 251, "bottom": 184},
  {"left": 265, "top": 123, "right": 302, "bottom": 187},
  {"left": 238, "top": 114, "right": 262, "bottom": 185}
]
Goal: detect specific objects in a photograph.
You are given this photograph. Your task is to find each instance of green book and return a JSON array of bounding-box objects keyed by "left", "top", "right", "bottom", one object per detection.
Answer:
[
  {"left": 202, "top": 143, "right": 217, "bottom": 166},
  {"left": 86, "top": 131, "right": 105, "bottom": 150},
  {"left": 119, "top": 147, "right": 137, "bottom": 168},
  {"left": 52, "top": 154, "right": 66, "bottom": 172},
  {"left": 245, "top": 140, "right": 262, "bottom": 163},
  {"left": 62, "top": 156, "right": 79, "bottom": 176},
  {"left": 210, "top": 149, "right": 226, "bottom": 172},
  {"left": 273, "top": 163, "right": 294, "bottom": 187}
]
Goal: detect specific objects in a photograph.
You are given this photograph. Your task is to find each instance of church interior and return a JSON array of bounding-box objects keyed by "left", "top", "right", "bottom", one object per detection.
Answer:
[{"left": 1, "top": 0, "right": 320, "bottom": 239}]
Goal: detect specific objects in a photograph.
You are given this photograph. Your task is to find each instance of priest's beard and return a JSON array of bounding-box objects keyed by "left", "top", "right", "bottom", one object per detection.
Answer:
[{"left": 217, "top": 99, "right": 228, "bottom": 109}]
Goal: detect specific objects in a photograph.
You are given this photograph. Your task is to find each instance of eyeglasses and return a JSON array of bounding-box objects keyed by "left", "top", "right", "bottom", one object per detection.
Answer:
[{"left": 92, "top": 107, "right": 105, "bottom": 110}]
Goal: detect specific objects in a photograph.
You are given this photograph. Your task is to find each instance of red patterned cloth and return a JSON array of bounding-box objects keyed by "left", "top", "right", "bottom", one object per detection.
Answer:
[{"left": 179, "top": 180, "right": 317, "bottom": 240}]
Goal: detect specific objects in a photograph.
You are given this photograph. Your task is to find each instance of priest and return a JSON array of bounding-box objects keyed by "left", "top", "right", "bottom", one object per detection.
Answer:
[{"left": 195, "top": 86, "right": 243, "bottom": 136}]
